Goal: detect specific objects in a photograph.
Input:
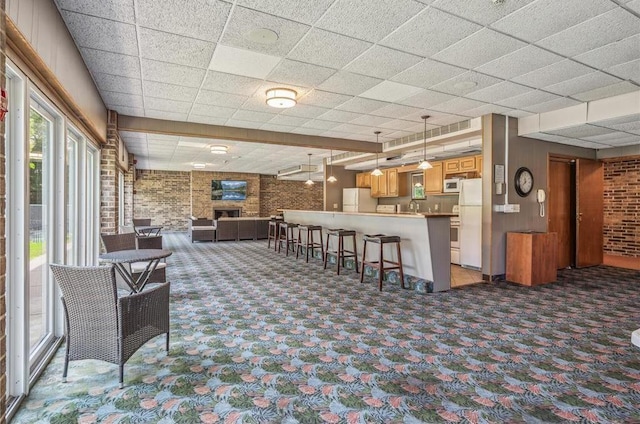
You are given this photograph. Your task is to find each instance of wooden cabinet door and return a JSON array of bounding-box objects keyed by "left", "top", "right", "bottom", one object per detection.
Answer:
[
  {"left": 475, "top": 155, "right": 483, "bottom": 177},
  {"left": 378, "top": 170, "right": 389, "bottom": 197},
  {"left": 371, "top": 173, "right": 382, "bottom": 197},
  {"left": 387, "top": 168, "right": 398, "bottom": 196},
  {"left": 460, "top": 156, "right": 476, "bottom": 171},
  {"left": 424, "top": 162, "right": 443, "bottom": 193},
  {"left": 444, "top": 159, "right": 460, "bottom": 174},
  {"left": 576, "top": 158, "right": 603, "bottom": 268},
  {"left": 356, "top": 172, "right": 371, "bottom": 188}
]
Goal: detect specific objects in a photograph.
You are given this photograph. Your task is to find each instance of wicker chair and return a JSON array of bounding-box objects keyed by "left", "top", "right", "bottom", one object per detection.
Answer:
[
  {"left": 101, "top": 233, "right": 166, "bottom": 283},
  {"left": 50, "top": 264, "right": 170, "bottom": 388},
  {"left": 133, "top": 218, "right": 152, "bottom": 226}
]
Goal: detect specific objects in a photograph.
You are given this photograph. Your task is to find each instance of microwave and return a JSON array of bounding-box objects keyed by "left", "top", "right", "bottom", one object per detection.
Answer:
[{"left": 443, "top": 178, "right": 462, "bottom": 193}]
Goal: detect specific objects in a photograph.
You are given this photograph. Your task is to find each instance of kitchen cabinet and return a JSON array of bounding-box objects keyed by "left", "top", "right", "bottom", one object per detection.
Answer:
[
  {"left": 459, "top": 156, "right": 476, "bottom": 171},
  {"left": 356, "top": 172, "right": 371, "bottom": 188},
  {"left": 371, "top": 168, "right": 407, "bottom": 198},
  {"left": 424, "top": 162, "right": 443, "bottom": 194},
  {"left": 475, "top": 155, "right": 483, "bottom": 176},
  {"left": 444, "top": 159, "right": 460, "bottom": 174}
]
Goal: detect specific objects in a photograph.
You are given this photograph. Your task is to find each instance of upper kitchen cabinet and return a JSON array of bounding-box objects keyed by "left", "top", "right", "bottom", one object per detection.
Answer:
[
  {"left": 356, "top": 172, "right": 371, "bottom": 188},
  {"left": 424, "top": 162, "right": 443, "bottom": 194},
  {"left": 444, "top": 158, "right": 461, "bottom": 174},
  {"left": 371, "top": 168, "right": 407, "bottom": 198},
  {"left": 459, "top": 156, "right": 476, "bottom": 172},
  {"left": 475, "top": 155, "right": 483, "bottom": 176}
]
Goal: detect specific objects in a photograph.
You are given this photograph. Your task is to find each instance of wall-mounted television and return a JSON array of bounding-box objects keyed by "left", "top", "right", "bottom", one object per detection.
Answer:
[{"left": 211, "top": 180, "right": 247, "bottom": 201}]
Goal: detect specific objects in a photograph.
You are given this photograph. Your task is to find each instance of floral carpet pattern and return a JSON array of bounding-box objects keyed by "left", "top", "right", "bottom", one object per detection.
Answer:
[{"left": 13, "top": 233, "right": 640, "bottom": 423}]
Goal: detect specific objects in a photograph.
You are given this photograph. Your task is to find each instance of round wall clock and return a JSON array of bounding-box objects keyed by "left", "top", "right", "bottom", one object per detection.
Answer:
[{"left": 514, "top": 167, "right": 534, "bottom": 197}]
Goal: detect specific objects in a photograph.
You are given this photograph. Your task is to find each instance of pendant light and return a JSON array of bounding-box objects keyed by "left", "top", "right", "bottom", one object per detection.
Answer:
[
  {"left": 417, "top": 115, "right": 433, "bottom": 170},
  {"left": 327, "top": 149, "right": 337, "bottom": 183},
  {"left": 304, "top": 153, "right": 314, "bottom": 186},
  {"left": 371, "top": 131, "right": 383, "bottom": 176}
]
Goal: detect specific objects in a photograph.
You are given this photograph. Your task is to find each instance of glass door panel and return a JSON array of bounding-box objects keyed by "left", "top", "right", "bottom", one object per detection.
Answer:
[{"left": 66, "top": 134, "right": 78, "bottom": 265}]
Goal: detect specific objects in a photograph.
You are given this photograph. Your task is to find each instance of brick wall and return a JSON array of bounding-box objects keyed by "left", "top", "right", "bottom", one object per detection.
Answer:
[
  {"left": 260, "top": 175, "right": 323, "bottom": 216},
  {"left": 133, "top": 170, "right": 191, "bottom": 230},
  {"left": 603, "top": 157, "right": 640, "bottom": 257},
  {"left": 100, "top": 110, "right": 120, "bottom": 234},
  {"left": 0, "top": 0, "right": 7, "bottom": 416},
  {"left": 191, "top": 171, "right": 261, "bottom": 218}
]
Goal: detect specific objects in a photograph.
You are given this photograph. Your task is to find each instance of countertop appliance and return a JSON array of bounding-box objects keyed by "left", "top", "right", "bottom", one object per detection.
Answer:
[
  {"left": 343, "top": 188, "right": 378, "bottom": 213},
  {"left": 375, "top": 204, "right": 397, "bottom": 214},
  {"left": 444, "top": 178, "right": 463, "bottom": 193},
  {"left": 458, "top": 178, "right": 482, "bottom": 270}
]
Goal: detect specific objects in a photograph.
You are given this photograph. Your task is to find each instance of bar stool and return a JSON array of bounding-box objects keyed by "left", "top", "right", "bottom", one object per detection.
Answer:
[
  {"left": 360, "top": 234, "right": 406, "bottom": 291},
  {"left": 267, "top": 220, "right": 279, "bottom": 250},
  {"left": 277, "top": 222, "right": 298, "bottom": 256},
  {"left": 296, "top": 225, "right": 324, "bottom": 262},
  {"left": 324, "top": 229, "right": 359, "bottom": 275}
]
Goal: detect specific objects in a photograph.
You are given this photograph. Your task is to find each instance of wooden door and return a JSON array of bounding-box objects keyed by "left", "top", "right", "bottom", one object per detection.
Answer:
[
  {"left": 387, "top": 168, "right": 398, "bottom": 196},
  {"left": 548, "top": 160, "right": 573, "bottom": 269},
  {"left": 576, "top": 158, "right": 603, "bottom": 268},
  {"left": 371, "top": 173, "right": 381, "bottom": 197}
]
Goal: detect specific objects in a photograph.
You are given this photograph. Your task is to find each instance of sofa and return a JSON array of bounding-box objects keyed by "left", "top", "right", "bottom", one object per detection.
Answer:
[
  {"left": 216, "top": 217, "right": 272, "bottom": 242},
  {"left": 189, "top": 217, "right": 216, "bottom": 242}
]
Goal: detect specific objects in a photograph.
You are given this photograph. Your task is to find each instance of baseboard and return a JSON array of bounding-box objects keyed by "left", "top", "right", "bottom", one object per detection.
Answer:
[{"left": 603, "top": 254, "right": 640, "bottom": 270}]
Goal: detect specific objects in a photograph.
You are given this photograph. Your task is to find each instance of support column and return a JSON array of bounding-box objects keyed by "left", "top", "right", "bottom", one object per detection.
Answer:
[{"left": 100, "top": 110, "right": 120, "bottom": 234}]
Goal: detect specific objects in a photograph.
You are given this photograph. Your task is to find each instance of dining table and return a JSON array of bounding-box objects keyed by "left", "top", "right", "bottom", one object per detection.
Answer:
[
  {"left": 134, "top": 225, "right": 163, "bottom": 237},
  {"left": 99, "top": 248, "right": 172, "bottom": 293}
]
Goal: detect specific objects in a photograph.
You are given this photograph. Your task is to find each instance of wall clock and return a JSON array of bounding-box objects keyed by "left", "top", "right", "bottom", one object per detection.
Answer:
[{"left": 514, "top": 167, "right": 534, "bottom": 197}]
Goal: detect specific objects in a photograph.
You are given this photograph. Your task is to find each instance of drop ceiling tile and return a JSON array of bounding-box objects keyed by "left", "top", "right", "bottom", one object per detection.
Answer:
[
  {"left": 137, "top": 0, "right": 231, "bottom": 42},
  {"left": 430, "top": 97, "right": 485, "bottom": 115},
  {"left": 145, "top": 110, "right": 189, "bottom": 121},
  {"left": 547, "top": 124, "right": 612, "bottom": 139},
  {"left": 583, "top": 131, "right": 639, "bottom": 143},
  {"left": 279, "top": 104, "right": 331, "bottom": 118},
  {"left": 379, "top": 119, "right": 424, "bottom": 131},
  {"left": 298, "top": 90, "right": 352, "bottom": 108},
  {"left": 523, "top": 97, "right": 582, "bottom": 113},
  {"left": 225, "top": 119, "right": 266, "bottom": 129},
  {"left": 231, "top": 109, "right": 278, "bottom": 123},
  {"left": 61, "top": 11, "right": 138, "bottom": 55},
  {"left": 316, "top": 0, "right": 425, "bottom": 42},
  {"left": 398, "top": 89, "right": 456, "bottom": 108},
  {"left": 241, "top": 96, "right": 281, "bottom": 113},
  {"left": 431, "top": 0, "right": 535, "bottom": 25},
  {"left": 208, "top": 45, "right": 281, "bottom": 79},
  {"left": 349, "top": 114, "right": 395, "bottom": 127},
  {"left": 103, "top": 91, "right": 144, "bottom": 108},
  {"left": 491, "top": 0, "right": 615, "bottom": 43},
  {"left": 196, "top": 89, "right": 248, "bottom": 108},
  {"left": 592, "top": 113, "right": 640, "bottom": 132},
  {"left": 466, "top": 81, "right": 533, "bottom": 103},
  {"left": 56, "top": 0, "right": 135, "bottom": 22},
  {"left": 201, "top": 71, "right": 263, "bottom": 96},
  {"left": 190, "top": 104, "right": 237, "bottom": 118},
  {"left": 288, "top": 29, "right": 372, "bottom": 69},
  {"left": 433, "top": 29, "right": 526, "bottom": 69},
  {"left": 601, "top": 135, "right": 640, "bottom": 146},
  {"left": 512, "top": 59, "right": 593, "bottom": 87},
  {"left": 475, "top": 45, "right": 563, "bottom": 80},
  {"left": 143, "top": 81, "right": 198, "bottom": 102},
  {"left": 629, "top": 0, "right": 640, "bottom": 11},
  {"left": 93, "top": 73, "right": 142, "bottom": 95},
  {"left": 505, "top": 110, "right": 533, "bottom": 118},
  {"left": 496, "top": 90, "right": 560, "bottom": 109},
  {"left": 145, "top": 97, "right": 192, "bottom": 113},
  {"left": 372, "top": 103, "right": 423, "bottom": 119},
  {"left": 359, "top": 81, "right": 423, "bottom": 103},
  {"left": 235, "top": 0, "right": 334, "bottom": 25},
  {"left": 391, "top": 59, "right": 467, "bottom": 89},
  {"left": 302, "top": 119, "right": 342, "bottom": 130},
  {"left": 574, "top": 34, "right": 640, "bottom": 70},
  {"left": 607, "top": 59, "right": 640, "bottom": 84},
  {"left": 431, "top": 71, "right": 503, "bottom": 96},
  {"left": 344, "top": 45, "right": 423, "bottom": 80},
  {"left": 537, "top": 8, "right": 640, "bottom": 57},
  {"left": 381, "top": 7, "right": 482, "bottom": 57},
  {"left": 141, "top": 59, "right": 206, "bottom": 88},
  {"left": 80, "top": 48, "right": 140, "bottom": 78},
  {"left": 548, "top": 138, "right": 609, "bottom": 149},
  {"left": 221, "top": 6, "right": 310, "bottom": 56},
  {"left": 572, "top": 81, "right": 639, "bottom": 102},
  {"left": 545, "top": 72, "right": 622, "bottom": 97},
  {"left": 318, "top": 71, "right": 382, "bottom": 96},
  {"left": 268, "top": 115, "right": 310, "bottom": 127},
  {"left": 267, "top": 60, "right": 336, "bottom": 87},
  {"left": 140, "top": 28, "right": 215, "bottom": 68},
  {"left": 112, "top": 106, "right": 145, "bottom": 117},
  {"left": 336, "top": 98, "right": 389, "bottom": 114},
  {"left": 317, "top": 109, "right": 363, "bottom": 123}
]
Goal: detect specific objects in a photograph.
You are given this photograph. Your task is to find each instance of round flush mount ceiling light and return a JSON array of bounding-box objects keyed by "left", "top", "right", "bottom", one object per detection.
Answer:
[
  {"left": 266, "top": 88, "right": 297, "bottom": 108},
  {"left": 193, "top": 163, "right": 206, "bottom": 169},
  {"left": 210, "top": 145, "right": 228, "bottom": 154},
  {"left": 246, "top": 28, "right": 279, "bottom": 45}
]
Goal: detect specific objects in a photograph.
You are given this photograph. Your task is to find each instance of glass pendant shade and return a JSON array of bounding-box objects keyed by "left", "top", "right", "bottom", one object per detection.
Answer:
[
  {"left": 327, "top": 149, "right": 337, "bottom": 182},
  {"left": 370, "top": 131, "right": 383, "bottom": 176},
  {"left": 305, "top": 153, "right": 314, "bottom": 185}
]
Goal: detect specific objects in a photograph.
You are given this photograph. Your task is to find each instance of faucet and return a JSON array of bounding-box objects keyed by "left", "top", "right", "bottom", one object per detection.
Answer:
[{"left": 408, "top": 200, "right": 420, "bottom": 213}]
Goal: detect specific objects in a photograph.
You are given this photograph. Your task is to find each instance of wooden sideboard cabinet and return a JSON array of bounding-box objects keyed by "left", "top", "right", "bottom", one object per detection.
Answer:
[{"left": 506, "top": 232, "right": 558, "bottom": 286}]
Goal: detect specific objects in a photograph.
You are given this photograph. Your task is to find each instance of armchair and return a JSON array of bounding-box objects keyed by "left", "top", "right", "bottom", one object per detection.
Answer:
[
  {"left": 189, "top": 218, "right": 216, "bottom": 242},
  {"left": 50, "top": 264, "right": 170, "bottom": 388}
]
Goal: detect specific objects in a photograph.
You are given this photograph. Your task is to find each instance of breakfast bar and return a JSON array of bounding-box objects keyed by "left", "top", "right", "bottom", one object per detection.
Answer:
[{"left": 282, "top": 210, "right": 453, "bottom": 292}]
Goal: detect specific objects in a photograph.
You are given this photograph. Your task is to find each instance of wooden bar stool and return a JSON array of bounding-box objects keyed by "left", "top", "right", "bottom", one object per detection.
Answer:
[
  {"left": 296, "top": 225, "right": 324, "bottom": 262},
  {"left": 277, "top": 222, "right": 298, "bottom": 256},
  {"left": 360, "top": 234, "right": 406, "bottom": 291},
  {"left": 267, "top": 220, "right": 279, "bottom": 250},
  {"left": 324, "top": 229, "right": 359, "bottom": 275}
]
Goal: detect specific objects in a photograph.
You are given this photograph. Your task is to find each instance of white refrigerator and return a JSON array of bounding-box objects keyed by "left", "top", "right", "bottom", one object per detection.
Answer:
[
  {"left": 458, "top": 178, "right": 482, "bottom": 270},
  {"left": 343, "top": 188, "right": 378, "bottom": 213}
]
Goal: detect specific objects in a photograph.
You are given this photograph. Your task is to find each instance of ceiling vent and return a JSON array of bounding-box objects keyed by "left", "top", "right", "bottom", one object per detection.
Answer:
[{"left": 276, "top": 164, "right": 318, "bottom": 177}]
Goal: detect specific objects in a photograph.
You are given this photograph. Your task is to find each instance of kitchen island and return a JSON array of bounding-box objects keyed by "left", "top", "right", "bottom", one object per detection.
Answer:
[{"left": 282, "top": 210, "right": 453, "bottom": 293}]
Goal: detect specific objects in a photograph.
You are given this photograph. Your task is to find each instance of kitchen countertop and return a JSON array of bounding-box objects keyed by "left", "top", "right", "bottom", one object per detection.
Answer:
[{"left": 281, "top": 210, "right": 456, "bottom": 218}]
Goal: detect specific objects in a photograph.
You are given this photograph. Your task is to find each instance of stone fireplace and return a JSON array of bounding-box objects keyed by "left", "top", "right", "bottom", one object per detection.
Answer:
[{"left": 213, "top": 207, "right": 242, "bottom": 219}]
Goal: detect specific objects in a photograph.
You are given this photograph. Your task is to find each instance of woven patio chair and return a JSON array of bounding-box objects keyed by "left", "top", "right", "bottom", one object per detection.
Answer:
[
  {"left": 50, "top": 264, "right": 170, "bottom": 388},
  {"left": 132, "top": 218, "right": 152, "bottom": 226},
  {"left": 101, "top": 233, "right": 166, "bottom": 283}
]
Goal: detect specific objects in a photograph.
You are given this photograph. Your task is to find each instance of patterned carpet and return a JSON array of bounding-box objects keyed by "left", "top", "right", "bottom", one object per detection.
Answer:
[{"left": 12, "top": 233, "right": 640, "bottom": 423}]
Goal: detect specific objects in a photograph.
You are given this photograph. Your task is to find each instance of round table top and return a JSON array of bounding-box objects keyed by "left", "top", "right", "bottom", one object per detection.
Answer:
[
  {"left": 99, "top": 249, "right": 172, "bottom": 263},
  {"left": 135, "top": 225, "right": 163, "bottom": 231}
]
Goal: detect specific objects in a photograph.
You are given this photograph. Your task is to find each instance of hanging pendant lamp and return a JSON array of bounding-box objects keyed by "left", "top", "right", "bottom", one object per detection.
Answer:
[
  {"left": 304, "top": 153, "right": 314, "bottom": 186},
  {"left": 371, "top": 131, "right": 384, "bottom": 176},
  {"left": 417, "top": 115, "right": 433, "bottom": 170},
  {"left": 327, "top": 149, "right": 337, "bottom": 183}
]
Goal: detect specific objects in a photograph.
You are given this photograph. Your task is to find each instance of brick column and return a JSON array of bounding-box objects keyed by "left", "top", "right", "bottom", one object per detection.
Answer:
[
  {"left": 100, "top": 110, "right": 120, "bottom": 234},
  {"left": 0, "top": 0, "right": 7, "bottom": 418}
]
